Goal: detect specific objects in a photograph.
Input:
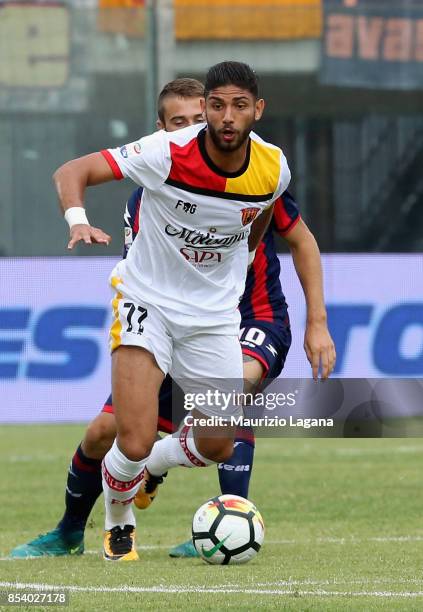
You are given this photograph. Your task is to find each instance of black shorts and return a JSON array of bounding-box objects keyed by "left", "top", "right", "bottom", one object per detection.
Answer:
[{"left": 240, "top": 315, "right": 291, "bottom": 381}]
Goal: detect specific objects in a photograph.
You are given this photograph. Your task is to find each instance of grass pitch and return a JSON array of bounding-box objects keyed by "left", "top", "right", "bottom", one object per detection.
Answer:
[{"left": 1, "top": 425, "right": 423, "bottom": 610}]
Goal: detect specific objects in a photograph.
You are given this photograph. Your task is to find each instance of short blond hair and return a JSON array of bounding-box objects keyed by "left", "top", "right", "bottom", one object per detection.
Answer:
[{"left": 157, "top": 78, "right": 204, "bottom": 122}]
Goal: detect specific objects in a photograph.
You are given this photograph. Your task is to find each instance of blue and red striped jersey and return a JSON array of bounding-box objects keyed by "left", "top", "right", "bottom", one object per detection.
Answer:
[
  {"left": 240, "top": 191, "right": 300, "bottom": 322},
  {"left": 123, "top": 188, "right": 300, "bottom": 321}
]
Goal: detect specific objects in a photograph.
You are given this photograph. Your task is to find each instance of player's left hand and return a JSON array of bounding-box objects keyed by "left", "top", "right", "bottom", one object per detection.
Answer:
[
  {"left": 304, "top": 322, "right": 336, "bottom": 380},
  {"left": 68, "top": 224, "right": 111, "bottom": 250}
]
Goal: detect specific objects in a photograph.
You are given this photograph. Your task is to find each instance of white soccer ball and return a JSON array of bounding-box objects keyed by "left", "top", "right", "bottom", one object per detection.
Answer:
[{"left": 192, "top": 494, "right": 265, "bottom": 565}]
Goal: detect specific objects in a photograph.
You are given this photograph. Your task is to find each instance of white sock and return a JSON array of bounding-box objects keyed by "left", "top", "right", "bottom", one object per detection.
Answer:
[
  {"left": 146, "top": 424, "right": 214, "bottom": 476},
  {"left": 102, "top": 440, "right": 145, "bottom": 530}
]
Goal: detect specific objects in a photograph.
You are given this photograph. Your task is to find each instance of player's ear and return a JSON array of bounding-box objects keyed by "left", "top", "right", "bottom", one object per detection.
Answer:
[
  {"left": 254, "top": 98, "right": 265, "bottom": 121},
  {"left": 156, "top": 119, "right": 165, "bottom": 130},
  {"left": 200, "top": 97, "right": 206, "bottom": 115}
]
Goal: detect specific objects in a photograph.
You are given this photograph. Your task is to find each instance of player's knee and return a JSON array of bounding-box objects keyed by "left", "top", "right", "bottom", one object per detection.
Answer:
[
  {"left": 117, "top": 432, "right": 155, "bottom": 462},
  {"left": 201, "top": 439, "right": 234, "bottom": 463},
  {"left": 83, "top": 415, "right": 116, "bottom": 458}
]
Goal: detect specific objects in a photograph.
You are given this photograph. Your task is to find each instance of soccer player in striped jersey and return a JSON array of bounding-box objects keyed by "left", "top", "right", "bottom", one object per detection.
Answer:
[
  {"left": 123, "top": 185, "right": 308, "bottom": 558},
  {"left": 11, "top": 66, "right": 334, "bottom": 561},
  {"left": 57, "top": 62, "right": 297, "bottom": 562}
]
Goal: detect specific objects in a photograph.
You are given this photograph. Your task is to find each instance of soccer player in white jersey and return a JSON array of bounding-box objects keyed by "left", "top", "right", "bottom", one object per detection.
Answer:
[{"left": 54, "top": 62, "right": 334, "bottom": 561}]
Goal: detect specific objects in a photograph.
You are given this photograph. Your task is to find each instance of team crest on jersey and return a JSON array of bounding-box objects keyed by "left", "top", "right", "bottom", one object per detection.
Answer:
[{"left": 241, "top": 207, "right": 260, "bottom": 226}]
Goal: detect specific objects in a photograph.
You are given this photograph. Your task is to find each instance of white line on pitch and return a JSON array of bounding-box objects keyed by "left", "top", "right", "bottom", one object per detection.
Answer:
[{"left": 1, "top": 581, "right": 423, "bottom": 598}]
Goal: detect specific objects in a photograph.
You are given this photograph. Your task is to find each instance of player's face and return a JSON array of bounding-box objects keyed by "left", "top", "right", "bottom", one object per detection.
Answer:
[
  {"left": 202, "top": 86, "right": 264, "bottom": 152},
  {"left": 157, "top": 96, "right": 204, "bottom": 132}
]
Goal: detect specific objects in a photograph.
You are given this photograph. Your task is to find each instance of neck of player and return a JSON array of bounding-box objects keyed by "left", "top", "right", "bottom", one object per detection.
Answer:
[{"left": 204, "top": 131, "right": 249, "bottom": 174}]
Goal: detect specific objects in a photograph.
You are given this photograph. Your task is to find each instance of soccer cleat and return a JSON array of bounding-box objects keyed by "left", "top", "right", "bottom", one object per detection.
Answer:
[
  {"left": 9, "top": 528, "right": 84, "bottom": 558},
  {"left": 169, "top": 539, "right": 199, "bottom": 558},
  {"left": 103, "top": 525, "right": 139, "bottom": 561},
  {"left": 134, "top": 469, "right": 167, "bottom": 510}
]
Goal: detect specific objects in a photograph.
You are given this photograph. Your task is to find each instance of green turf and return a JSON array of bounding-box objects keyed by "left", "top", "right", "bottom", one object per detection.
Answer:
[{"left": 1, "top": 425, "right": 423, "bottom": 610}]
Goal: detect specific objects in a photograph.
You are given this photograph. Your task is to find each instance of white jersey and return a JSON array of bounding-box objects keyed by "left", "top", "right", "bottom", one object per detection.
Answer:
[{"left": 102, "top": 123, "right": 290, "bottom": 324}]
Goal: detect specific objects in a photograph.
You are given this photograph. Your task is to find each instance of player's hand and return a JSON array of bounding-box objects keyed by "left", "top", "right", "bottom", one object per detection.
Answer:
[
  {"left": 68, "top": 224, "right": 111, "bottom": 250},
  {"left": 304, "top": 322, "right": 336, "bottom": 380}
]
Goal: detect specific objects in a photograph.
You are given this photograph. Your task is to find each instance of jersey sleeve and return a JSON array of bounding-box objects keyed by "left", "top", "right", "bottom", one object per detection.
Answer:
[
  {"left": 101, "top": 129, "right": 171, "bottom": 190},
  {"left": 122, "top": 187, "right": 143, "bottom": 258},
  {"left": 272, "top": 190, "right": 301, "bottom": 236}
]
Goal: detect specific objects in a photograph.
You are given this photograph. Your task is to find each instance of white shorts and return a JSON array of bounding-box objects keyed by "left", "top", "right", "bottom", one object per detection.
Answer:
[{"left": 109, "top": 277, "right": 243, "bottom": 418}]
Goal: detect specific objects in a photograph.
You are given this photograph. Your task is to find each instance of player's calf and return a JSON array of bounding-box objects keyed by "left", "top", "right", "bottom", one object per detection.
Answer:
[{"left": 82, "top": 412, "right": 116, "bottom": 459}]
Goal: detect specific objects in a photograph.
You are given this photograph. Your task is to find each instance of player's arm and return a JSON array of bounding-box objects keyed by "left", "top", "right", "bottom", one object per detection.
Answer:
[
  {"left": 282, "top": 218, "right": 336, "bottom": 380},
  {"left": 53, "top": 152, "right": 114, "bottom": 250}
]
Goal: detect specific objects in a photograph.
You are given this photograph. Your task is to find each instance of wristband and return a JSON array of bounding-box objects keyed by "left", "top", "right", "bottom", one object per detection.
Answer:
[
  {"left": 64, "top": 207, "right": 89, "bottom": 228},
  {"left": 248, "top": 249, "right": 256, "bottom": 266}
]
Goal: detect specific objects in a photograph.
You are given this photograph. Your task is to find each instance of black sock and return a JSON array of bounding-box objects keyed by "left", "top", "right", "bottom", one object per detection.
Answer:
[
  {"left": 57, "top": 444, "right": 103, "bottom": 534},
  {"left": 218, "top": 434, "right": 255, "bottom": 499}
]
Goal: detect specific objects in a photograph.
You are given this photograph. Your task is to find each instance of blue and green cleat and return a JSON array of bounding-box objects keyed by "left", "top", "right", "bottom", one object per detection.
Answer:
[
  {"left": 9, "top": 528, "right": 84, "bottom": 558},
  {"left": 168, "top": 538, "right": 199, "bottom": 558}
]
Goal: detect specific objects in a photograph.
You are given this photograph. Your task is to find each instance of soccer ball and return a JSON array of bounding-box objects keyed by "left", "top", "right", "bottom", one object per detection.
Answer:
[{"left": 192, "top": 494, "right": 264, "bottom": 565}]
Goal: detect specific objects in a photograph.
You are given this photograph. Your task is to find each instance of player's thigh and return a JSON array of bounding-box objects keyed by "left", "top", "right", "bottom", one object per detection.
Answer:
[
  {"left": 243, "top": 355, "right": 265, "bottom": 394},
  {"left": 112, "top": 346, "right": 165, "bottom": 460},
  {"left": 82, "top": 411, "right": 116, "bottom": 460},
  {"left": 104, "top": 375, "right": 179, "bottom": 437}
]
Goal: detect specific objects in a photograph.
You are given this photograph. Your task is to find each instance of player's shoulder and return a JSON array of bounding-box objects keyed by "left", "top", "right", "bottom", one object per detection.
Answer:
[
  {"left": 139, "top": 127, "right": 168, "bottom": 149},
  {"left": 166, "top": 122, "right": 206, "bottom": 147},
  {"left": 249, "top": 131, "right": 286, "bottom": 175},
  {"left": 118, "top": 129, "right": 168, "bottom": 160},
  {"left": 250, "top": 131, "right": 291, "bottom": 198},
  {"left": 250, "top": 131, "right": 283, "bottom": 155}
]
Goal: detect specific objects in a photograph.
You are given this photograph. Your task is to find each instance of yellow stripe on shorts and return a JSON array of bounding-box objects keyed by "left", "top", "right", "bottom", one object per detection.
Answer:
[{"left": 110, "top": 276, "right": 123, "bottom": 352}]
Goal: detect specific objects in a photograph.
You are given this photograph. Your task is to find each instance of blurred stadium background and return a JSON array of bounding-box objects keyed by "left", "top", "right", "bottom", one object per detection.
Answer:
[{"left": 0, "top": 0, "right": 422, "bottom": 422}]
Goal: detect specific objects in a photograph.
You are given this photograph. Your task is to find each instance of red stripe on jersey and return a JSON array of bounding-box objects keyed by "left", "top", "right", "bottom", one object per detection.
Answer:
[
  {"left": 168, "top": 140, "right": 227, "bottom": 192},
  {"left": 273, "top": 195, "right": 300, "bottom": 235},
  {"left": 133, "top": 196, "right": 141, "bottom": 235},
  {"left": 250, "top": 243, "right": 274, "bottom": 322},
  {"left": 101, "top": 149, "right": 124, "bottom": 180},
  {"left": 278, "top": 214, "right": 300, "bottom": 236}
]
